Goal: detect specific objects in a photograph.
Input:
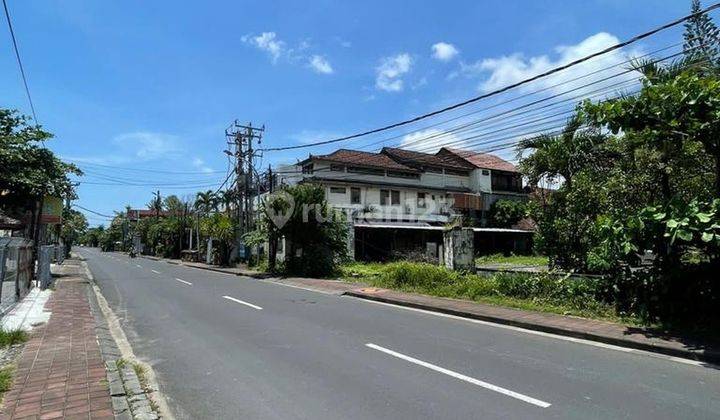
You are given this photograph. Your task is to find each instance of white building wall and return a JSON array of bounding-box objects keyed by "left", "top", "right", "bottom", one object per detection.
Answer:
[{"left": 469, "top": 168, "right": 492, "bottom": 193}]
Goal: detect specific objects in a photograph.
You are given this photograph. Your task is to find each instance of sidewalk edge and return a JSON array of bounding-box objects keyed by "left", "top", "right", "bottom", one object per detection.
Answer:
[
  {"left": 79, "top": 255, "right": 172, "bottom": 419},
  {"left": 343, "top": 290, "right": 719, "bottom": 365}
]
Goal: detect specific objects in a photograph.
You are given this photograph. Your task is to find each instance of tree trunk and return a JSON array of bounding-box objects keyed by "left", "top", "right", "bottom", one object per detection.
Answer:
[{"left": 268, "top": 231, "right": 278, "bottom": 272}]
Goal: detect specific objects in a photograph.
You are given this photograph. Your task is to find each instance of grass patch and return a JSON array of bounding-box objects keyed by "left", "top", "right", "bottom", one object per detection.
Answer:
[
  {"left": 0, "top": 329, "right": 28, "bottom": 349},
  {"left": 475, "top": 254, "right": 549, "bottom": 267},
  {"left": 0, "top": 365, "right": 16, "bottom": 401},
  {"left": 340, "top": 261, "right": 642, "bottom": 325},
  {"left": 131, "top": 362, "right": 160, "bottom": 412}
]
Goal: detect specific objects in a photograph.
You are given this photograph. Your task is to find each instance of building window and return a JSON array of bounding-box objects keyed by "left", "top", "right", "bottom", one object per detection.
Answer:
[
  {"left": 391, "top": 190, "right": 400, "bottom": 205},
  {"left": 347, "top": 166, "right": 385, "bottom": 176},
  {"left": 380, "top": 189, "right": 390, "bottom": 205},
  {"left": 302, "top": 164, "right": 313, "bottom": 174},
  {"left": 330, "top": 187, "right": 346, "bottom": 194},
  {"left": 330, "top": 164, "right": 345, "bottom": 172},
  {"left": 417, "top": 192, "right": 426, "bottom": 208},
  {"left": 350, "top": 187, "right": 361, "bottom": 204},
  {"left": 445, "top": 168, "right": 469, "bottom": 176},
  {"left": 482, "top": 169, "right": 490, "bottom": 175},
  {"left": 387, "top": 170, "right": 420, "bottom": 179}
]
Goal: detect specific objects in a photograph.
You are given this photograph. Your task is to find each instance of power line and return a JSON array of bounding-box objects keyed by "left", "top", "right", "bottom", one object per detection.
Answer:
[
  {"left": 65, "top": 160, "right": 227, "bottom": 175},
  {"left": 2, "top": 0, "right": 37, "bottom": 124},
  {"left": 261, "top": 2, "right": 720, "bottom": 152},
  {"left": 72, "top": 204, "right": 116, "bottom": 219}
]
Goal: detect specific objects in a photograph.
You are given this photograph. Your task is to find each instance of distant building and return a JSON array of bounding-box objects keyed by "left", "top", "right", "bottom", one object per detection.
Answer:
[
  {"left": 281, "top": 147, "right": 526, "bottom": 226},
  {"left": 126, "top": 209, "right": 171, "bottom": 222},
  {"left": 272, "top": 147, "right": 532, "bottom": 261}
]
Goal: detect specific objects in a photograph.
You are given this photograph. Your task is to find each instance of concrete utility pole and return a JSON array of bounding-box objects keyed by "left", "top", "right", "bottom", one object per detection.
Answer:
[{"left": 225, "top": 120, "right": 264, "bottom": 261}]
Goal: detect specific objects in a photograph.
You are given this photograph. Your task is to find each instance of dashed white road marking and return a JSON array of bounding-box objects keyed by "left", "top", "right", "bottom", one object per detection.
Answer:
[
  {"left": 136, "top": 264, "right": 142, "bottom": 268},
  {"left": 222, "top": 295, "right": 263, "bottom": 310},
  {"left": 175, "top": 278, "right": 192, "bottom": 286},
  {"left": 365, "top": 343, "right": 551, "bottom": 408},
  {"left": 354, "top": 299, "right": 708, "bottom": 368},
  {"left": 151, "top": 269, "right": 161, "bottom": 274}
]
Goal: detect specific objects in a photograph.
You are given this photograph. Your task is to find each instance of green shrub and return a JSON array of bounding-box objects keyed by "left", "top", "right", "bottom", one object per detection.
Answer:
[
  {"left": 0, "top": 328, "right": 27, "bottom": 348},
  {"left": 370, "top": 261, "right": 621, "bottom": 321}
]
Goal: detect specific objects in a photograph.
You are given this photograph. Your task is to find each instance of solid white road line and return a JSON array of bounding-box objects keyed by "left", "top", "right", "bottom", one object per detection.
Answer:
[
  {"left": 355, "top": 299, "right": 707, "bottom": 368},
  {"left": 175, "top": 278, "right": 192, "bottom": 286},
  {"left": 365, "top": 343, "right": 551, "bottom": 408},
  {"left": 151, "top": 269, "right": 161, "bottom": 274},
  {"left": 222, "top": 295, "right": 263, "bottom": 310}
]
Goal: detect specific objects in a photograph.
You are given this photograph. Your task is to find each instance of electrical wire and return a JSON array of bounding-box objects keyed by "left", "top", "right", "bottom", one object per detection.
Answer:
[
  {"left": 2, "top": 0, "right": 37, "bottom": 124},
  {"left": 260, "top": 2, "right": 720, "bottom": 152}
]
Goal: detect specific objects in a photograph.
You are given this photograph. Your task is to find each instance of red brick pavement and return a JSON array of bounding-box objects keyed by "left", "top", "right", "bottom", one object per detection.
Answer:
[{"left": 1, "top": 277, "right": 113, "bottom": 420}]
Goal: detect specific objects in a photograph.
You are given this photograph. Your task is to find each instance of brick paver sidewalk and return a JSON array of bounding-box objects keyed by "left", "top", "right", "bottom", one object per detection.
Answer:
[{"left": 1, "top": 264, "right": 113, "bottom": 420}]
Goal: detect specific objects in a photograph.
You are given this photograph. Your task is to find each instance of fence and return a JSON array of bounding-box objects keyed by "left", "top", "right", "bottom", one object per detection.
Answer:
[
  {"left": 0, "top": 238, "right": 34, "bottom": 314},
  {"left": 37, "top": 245, "right": 54, "bottom": 290}
]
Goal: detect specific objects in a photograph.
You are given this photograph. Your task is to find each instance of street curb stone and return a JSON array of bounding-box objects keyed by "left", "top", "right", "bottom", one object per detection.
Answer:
[
  {"left": 343, "top": 290, "right": 720, "bottom": 365},
  {"left": 84, "top": 260, "right": 162, "bottom": 419}
]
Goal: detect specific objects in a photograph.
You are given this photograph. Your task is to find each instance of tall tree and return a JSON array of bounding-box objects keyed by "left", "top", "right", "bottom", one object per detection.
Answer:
[
  {"left": 0, "top": 109, "right": 81, "bottom": 212},
  {"left": 683, "top": 0, "right": 720, "bottom": 67}
]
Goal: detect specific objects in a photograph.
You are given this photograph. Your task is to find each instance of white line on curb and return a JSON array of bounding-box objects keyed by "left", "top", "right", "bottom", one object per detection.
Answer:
[
  {"left": 175, "top": 278, "right": 192, "bottom": 286},
  {"left": 222, "top": 295, "right": 263, "bottom": 310},
  {"left": 365, "top": 343, "right": 551, "bottom": 408}
]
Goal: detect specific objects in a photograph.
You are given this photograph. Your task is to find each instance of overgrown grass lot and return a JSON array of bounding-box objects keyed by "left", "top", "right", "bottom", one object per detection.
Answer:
[
  {"left": 340, "top": 262, "right": 643, "bottom": 325},
  {"left": 475, "top": 254, "right": 549, "bottom": 267}
]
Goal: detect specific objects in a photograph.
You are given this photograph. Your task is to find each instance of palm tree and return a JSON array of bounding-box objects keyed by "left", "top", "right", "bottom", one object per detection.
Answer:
[
  {"left": 219, "top": 189, "right": 236, "bottom": 215},
  {"left": 147, "top": 195, "right": 163, "bottom": 218},
  {"left": 517, "top": 114, "right": 608, "bottom": 189},
  {"left": 194, "top": 190, "right": 217, "bottom": 214}
]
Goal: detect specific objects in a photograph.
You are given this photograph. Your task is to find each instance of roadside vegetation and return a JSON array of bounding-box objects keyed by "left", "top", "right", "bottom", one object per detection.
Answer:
[
  {"left": 0, "top": 328, "right": 27, "bottom": 348},
  {"left": 0, "top": 328, "right": 28, "bottom": 400},
  {"left": 0, "top": 365, "right": 15, "bottom": 398},
  {"left": 475, "top": 254, "right": 549, "bottom": 267},
  {"left": 341, "top": 262, "right": 638, "bottom": 324}
]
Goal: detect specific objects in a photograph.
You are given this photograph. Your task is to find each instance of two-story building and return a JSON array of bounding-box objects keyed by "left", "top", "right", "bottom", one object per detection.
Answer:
[
  {"left": 274, "top": 147, "right": 531, "bottom": 260},
  {"left": 287, "top": 147, "right": 525, "bottom": 224}
]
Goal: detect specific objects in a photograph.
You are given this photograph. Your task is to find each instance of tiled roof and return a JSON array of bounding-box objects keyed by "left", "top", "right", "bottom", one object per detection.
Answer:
[
  {"left": 440, "top": 148, "right": 518, "bottom": 173},
  {"left": 311, "top": 149, "right": 417, "bottom": 172},
  {"left": 381, "top": 147, "right": 475, "bottom": 171}
]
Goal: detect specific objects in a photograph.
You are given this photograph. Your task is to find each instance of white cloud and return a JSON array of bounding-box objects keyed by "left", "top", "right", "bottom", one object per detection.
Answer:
[
  {"left": 192, "top": 157, "right": 214, "bottom": 173},
  {"left": 242, "top": 32, "right": 285, "bottom": 63},
  {"left": 461, "top": 32, "right": 642, "bottom": 95},
  {"left": 112, "top": 132, "right": 181, "bottom": 160},
  {"left": 399, "top": 129, "right": 469, "bottom": 153},
  {"left": 432, "top": 42, "right": 459, "bottom": 62},
  {"left": 376, "top": 53, "right": 413, "bottom": 92},
  {"left": 289, "top": 129, "right": 343, "bottom": 145},
  {"left": 308, "top": 55, "right": 334, "bottom": 74}
]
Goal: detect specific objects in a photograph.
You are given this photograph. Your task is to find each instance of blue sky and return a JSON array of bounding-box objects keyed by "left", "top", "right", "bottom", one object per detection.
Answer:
[{"left": 0, "top": 0, "right": 695, "bottom": 225}]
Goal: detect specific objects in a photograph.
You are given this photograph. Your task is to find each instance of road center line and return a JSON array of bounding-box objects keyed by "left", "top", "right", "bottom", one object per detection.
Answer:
[
  {"left": 222, "top": 295, "right": 263, "bottom": 310},
  {"left": 175, "top": 278, "right": 192, "bottom": 286},
  {"left": 151, "top": 269, "right": 161, "bottom": 274},
  {"left": 365, "top": 343, "right": 551, "bottom": 408}
]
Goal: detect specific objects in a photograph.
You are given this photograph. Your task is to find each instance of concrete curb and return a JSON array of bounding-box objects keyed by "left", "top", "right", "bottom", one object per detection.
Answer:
[
  {"left": 343, "top": 290, "right": 720, "bottom": 365},
  {"left": 139, "top": 255, "right": 273, "bottom": 279},
  {"left": 78, "top": 254, "right": 164, "bottom": 419},
  {"left": 138, "top": 251, "right": 718, "bottom": 364}
]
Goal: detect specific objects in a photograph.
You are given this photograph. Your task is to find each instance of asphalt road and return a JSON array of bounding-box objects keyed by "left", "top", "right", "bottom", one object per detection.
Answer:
[{"left": 77, "top": 247, "right": 720, "bottom": 420}]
